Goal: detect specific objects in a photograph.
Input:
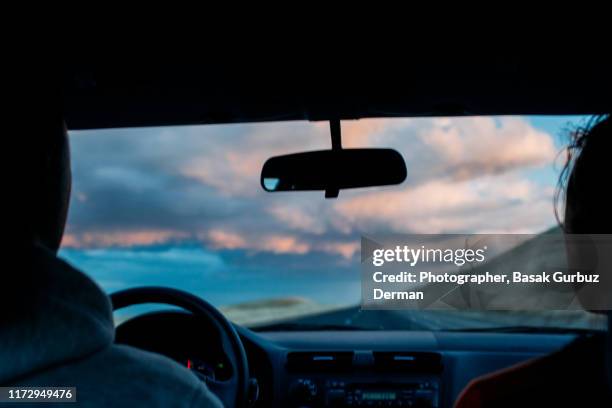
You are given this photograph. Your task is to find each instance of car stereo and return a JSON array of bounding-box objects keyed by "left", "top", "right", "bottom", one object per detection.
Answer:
[{"left": 289, "top": 378, "right": 440, "bottom": 407}]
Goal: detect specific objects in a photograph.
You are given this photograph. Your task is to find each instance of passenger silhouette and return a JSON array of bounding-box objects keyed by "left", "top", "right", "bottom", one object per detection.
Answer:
[{"left": 455, "top": 115, "right": 612, "bottom": 407}]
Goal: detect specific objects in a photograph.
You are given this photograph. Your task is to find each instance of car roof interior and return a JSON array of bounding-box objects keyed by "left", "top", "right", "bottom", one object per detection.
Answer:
[{"left": 63, "top": 53, "right": 612, "bottom": 130}]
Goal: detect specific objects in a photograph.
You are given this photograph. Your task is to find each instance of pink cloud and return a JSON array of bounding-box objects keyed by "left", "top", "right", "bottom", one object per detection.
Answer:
[
  {"left": 417, "top": 117, "right": 556, "bottom": 180},
  {"left": 205, "top": 229, "right": 247, "bottom": 249},
  {"left": 267, "top": 206, "right": 325, "bottom": 234},
  {"left": 259, "top": 235, "right": 310, "bottom": 254},
  {"left": 204, "top": 229, "right": 310, "bottom": 255},
  {"left": 334, "top": 175, "right": 554, "bottom": 234},
  {"left": 62, "top": 229, "right": 189, "bottom": 248},
  {"left": 317, "top": 242, "right": 360, "bottom": 259}
]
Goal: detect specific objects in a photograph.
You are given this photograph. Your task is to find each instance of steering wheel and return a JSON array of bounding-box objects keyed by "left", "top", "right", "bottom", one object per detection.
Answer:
[{"left": 111, "top": 287, "right": 249, "bottom": 408}]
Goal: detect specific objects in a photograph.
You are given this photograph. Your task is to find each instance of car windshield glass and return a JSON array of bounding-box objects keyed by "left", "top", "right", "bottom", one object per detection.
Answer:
[{"left": 61, "top": 115, "right": 607, "bottom": 332}]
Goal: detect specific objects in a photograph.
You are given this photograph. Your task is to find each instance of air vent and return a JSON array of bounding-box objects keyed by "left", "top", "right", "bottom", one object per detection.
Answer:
[
  {"left": 373, "top": 352, "right": 442, "bottom": 373},
  {"left": 286, "top": 352, "right": 354, "bottom": 372}
]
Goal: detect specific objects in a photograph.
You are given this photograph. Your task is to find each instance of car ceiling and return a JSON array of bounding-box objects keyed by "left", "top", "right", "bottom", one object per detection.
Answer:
[{"left": 63, "top": 53, "right": 611, "bottom": 130}]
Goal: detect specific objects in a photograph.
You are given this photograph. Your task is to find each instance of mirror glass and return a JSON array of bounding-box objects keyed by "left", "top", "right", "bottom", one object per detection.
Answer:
[{"left": 261, "top": 149, "right": 407, "bottom": 194}]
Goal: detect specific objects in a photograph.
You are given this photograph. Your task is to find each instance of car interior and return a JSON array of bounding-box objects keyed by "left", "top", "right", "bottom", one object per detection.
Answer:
[{"left": 55, "top": 56, "right": 612, "bottom": 407}]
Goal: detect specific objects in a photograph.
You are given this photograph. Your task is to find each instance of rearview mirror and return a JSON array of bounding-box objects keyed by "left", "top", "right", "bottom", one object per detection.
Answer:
[{"left": 261, "top": 149, "right": 407, "bottom": 198}]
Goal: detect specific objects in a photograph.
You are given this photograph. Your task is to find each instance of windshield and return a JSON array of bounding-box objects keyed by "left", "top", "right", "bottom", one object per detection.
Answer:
[{"left": 61, "top": 116, "right": 607, "bottom": 332}]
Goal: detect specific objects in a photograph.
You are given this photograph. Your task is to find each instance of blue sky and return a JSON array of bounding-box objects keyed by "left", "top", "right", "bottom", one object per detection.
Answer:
[{"left": 59, "top": 115, "right": 589, "bottom": 308}]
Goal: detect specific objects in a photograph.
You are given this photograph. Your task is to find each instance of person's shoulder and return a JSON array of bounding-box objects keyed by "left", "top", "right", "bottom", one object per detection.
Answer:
[
  {"left": 15, "top": 343, "right": 224, "bottom": 407},
  {"left": 93, "top": 344, "right": 223, "bottom": 407},
  {"left": 454, "top": 334, "right": 609, "bottom": 407}
]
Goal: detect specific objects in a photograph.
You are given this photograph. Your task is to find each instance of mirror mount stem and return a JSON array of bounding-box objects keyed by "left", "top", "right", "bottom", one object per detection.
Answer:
[
  {"left": 326, "top": 119, "right": 342, "bottom": 198},
  {"left": 330, "top": 118, "right": 342, "bottom": 151}
]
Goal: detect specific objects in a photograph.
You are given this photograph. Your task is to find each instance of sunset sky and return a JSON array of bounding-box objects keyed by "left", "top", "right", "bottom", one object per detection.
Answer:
[{"left": 59, "top": 115, "right": 588, "bottom": 307}]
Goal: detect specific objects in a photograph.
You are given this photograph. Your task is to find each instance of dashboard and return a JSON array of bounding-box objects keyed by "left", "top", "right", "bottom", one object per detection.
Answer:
[{"left": 115, "top": 311, "right": 575, "bottom": 407}]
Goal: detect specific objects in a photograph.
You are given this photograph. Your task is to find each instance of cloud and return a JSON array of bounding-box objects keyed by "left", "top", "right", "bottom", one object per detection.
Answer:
[
  {"left": 204, "top": 229, "right": 310, "bottom": 255},
  {"left": 62, "top": 229, "right": 190, "bottom": 248},
  {"left": 178, "top": 122, "right": 331, "bottom": 196},
  {"left": 417, "top": 117, "right": 556, "bottom": 181},
  {"left": 317, "top": 241, "right": 360, "bottom": 259},
  {"left": 334, "top": 174, "right": 554, "bottom": 234},
  {"left": 205, "top": 229, "right": 247, "bottom": 250},
  {"left": 65, "top": 116, "right": 563, "bottom": 255},
  {"left": 267, "top": 206, "right": 326, "bottom": 234},
  {"left": 260, "top": 235, "right": 310, "bottom": 255}
]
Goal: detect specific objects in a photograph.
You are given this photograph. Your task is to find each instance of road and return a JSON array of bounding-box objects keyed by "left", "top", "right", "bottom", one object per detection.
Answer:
[{"left": 254, "top": 305, "right": 601, "bottom": 331}]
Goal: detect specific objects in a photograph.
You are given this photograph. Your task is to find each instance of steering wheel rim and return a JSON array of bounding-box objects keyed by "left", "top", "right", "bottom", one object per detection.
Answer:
[{"left": 111, "top": 286, "right": 249, "bottom": 408}]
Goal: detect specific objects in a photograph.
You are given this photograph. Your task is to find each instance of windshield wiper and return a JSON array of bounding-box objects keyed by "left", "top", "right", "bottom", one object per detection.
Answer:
[
  {"left": 447, "top": 326, "right": 603, "bottom": 334},
  {"left": 252, "top": 322, "right": 375, "bottom": 332}
]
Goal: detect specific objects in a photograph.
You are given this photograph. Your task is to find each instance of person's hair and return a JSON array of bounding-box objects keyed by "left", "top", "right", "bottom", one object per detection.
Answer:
[{"left": 555, "top": 114, "right": 611, "bottom": 233}]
